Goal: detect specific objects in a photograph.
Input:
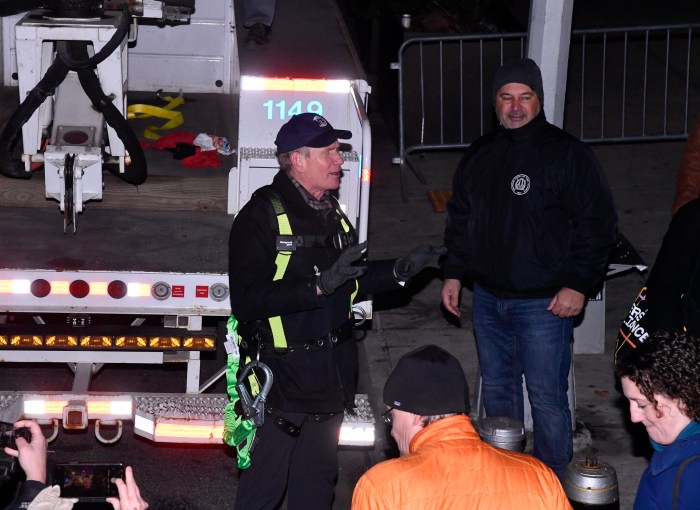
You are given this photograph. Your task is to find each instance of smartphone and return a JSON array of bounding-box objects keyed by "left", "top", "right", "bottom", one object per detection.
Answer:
[{"left": 52, "top": 462, "right": 125, "bottom": 501}]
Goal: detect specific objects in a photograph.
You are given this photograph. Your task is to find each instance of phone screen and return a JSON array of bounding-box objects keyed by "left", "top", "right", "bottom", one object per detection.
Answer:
[{"left": 53, "top": 463, "right": 125, "bottom": 501}]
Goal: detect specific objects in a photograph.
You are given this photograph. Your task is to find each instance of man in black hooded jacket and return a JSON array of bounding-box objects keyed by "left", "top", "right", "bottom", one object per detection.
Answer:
[{"left": 440, "top": 58, "right": 618, "bottom": 479}]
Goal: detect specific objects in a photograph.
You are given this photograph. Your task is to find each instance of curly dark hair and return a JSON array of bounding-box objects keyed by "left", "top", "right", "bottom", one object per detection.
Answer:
[{"left": 615, "top": 332, "right": 700, "bottom": 421}]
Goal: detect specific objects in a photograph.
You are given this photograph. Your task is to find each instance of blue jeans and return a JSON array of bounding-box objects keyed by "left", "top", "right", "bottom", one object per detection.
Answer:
[
  {"left": 473, "top": 283, "right": 573, "bottom": 478},
  {"left": 241, "top": 0, "right": 276, "bottom": 27}
]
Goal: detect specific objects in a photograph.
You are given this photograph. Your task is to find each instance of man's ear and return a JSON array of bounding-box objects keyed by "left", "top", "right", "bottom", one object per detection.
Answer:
[
  {"left": 290, "top": 150, "right": 305, "bottom": 172},
  {"left": 412, "top": 414, "right": 424, "bottom": 426}
]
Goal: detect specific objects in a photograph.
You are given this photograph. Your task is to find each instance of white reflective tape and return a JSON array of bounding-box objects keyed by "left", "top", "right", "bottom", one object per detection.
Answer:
[
  {"left": 110, "top": 400, "right": 132, "bottom": 415},
  {"left": 24, "top": 399, "right": 46, "bottom": 415},
  {"left": 338, "top": 424, "right": 375, "bottom": 447},
  {"left": 127, "top": 282, "right": 151, "bottom": 297},
  {"left": 134, "top": 414, "right": 155, "bottom": 436},
  {"left": 325, "top": 80, "right": 351, "bottom": 93},
  {"left": 241, "top": 76, "right": 265, "bottom": 90}
]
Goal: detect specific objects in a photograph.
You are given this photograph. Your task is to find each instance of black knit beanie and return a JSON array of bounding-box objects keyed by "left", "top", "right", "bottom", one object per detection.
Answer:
[
  {"left": 383, "top": 344, "right": 470, "bottom": 416},
  {"left": 492, "top": 58, "right": 544, "bottom": 104}
]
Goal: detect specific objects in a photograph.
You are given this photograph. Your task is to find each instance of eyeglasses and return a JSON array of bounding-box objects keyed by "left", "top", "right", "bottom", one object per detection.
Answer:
[{"left": 382, "top": 407, "right": 394, "bottom": 425}]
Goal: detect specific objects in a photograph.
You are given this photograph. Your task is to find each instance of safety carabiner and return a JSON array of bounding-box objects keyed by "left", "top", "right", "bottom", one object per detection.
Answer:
[{"left": 236, "top": 361, "right": 274, "bottom": 428}]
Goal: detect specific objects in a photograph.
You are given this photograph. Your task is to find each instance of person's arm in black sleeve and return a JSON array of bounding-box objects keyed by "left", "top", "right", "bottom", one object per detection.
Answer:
[
  {"left": 645, "top": 199, "right": 700, "bottom": 331},
  {"left": 441, "top": 151, "right": 474, "bottom": 282},
  {"left": 560, "top": 144, "right": 618, "bottom": 294},
  {"left": 3, "top": 420, "right": 48, "bottom": 510},
  {"left": 358, "top": 245, "right": 446, "bottom": 296},
  {"left": 440, "top": 150, "right": 479, "bottom": 318},
  {"left": 4, "top": 480, "right": 47, "bottom": 510}
]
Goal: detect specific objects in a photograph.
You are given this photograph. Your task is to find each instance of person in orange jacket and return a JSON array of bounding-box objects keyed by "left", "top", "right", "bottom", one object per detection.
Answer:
[{"left": 351, "top": 345, "right": 572, "bottom": 510}]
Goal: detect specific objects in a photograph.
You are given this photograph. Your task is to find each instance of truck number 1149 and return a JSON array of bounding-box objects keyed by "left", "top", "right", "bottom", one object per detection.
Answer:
[{"left": 263, "top": 100, "right": 323, "bottom": 120}]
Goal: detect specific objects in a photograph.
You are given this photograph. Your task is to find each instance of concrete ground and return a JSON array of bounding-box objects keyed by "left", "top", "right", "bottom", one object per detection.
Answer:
[{"left": 357, "top": 110, "right": 685, "bottom": 509}]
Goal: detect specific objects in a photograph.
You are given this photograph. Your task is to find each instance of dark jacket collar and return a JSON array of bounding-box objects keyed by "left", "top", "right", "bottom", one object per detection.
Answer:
[{"left": 499, "top": 109, "right": 548, "bottom": 144}]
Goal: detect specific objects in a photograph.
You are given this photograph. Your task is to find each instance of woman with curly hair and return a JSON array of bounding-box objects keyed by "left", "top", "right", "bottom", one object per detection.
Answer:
[{"left": 615, "top": 333, "right": 700, "bottom": 509}]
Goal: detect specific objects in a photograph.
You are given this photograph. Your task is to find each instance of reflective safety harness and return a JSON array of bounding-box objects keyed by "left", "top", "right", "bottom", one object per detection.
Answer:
[
  {"left": 223, "top": 186, "right": 359, "bottom": 467},
  {"left": 261, "top": 186, "right": 358, "bottom": 349}
]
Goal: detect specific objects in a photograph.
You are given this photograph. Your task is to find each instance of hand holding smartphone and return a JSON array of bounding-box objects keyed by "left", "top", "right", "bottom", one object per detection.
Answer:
[{"left": 53, "top": 462, "right": 125, "bottom": 502}]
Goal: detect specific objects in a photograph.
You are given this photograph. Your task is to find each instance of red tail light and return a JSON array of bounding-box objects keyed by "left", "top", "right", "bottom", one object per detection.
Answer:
[
  {"left": 108, "top": 280, "right": 127, "bottom": 299},
  {"left": 69, "top": 280, "right": 90, "bottom": 299},
  {"left": 31, "top": 279, "right": 51, "bottom": 298}
]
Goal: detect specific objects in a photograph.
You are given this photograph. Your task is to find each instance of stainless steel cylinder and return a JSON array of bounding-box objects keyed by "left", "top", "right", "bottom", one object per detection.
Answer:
[
  {"left": 477, "top": 416, "right": 526, "bottom": 452},
  {"left": 564, "top": 456, "right": 619, "bottom": 508}
]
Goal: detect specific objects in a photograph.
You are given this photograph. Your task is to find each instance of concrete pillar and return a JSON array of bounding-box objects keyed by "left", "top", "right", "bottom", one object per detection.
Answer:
[
  {"left": 524, "top": 0, "right": 578, "bottom": 432},
  {"left": 527, "top": 0, "right": 574, "bottom": 128}
]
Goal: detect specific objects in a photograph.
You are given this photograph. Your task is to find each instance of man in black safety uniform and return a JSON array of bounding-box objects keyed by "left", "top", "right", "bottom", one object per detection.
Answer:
[{"left": 228, "top": 112, "right": 444, "bottom": 510}]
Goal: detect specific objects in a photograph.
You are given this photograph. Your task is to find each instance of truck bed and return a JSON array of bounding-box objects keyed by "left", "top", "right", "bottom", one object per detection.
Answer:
[
  {"left": 0, "top": 87, "right": 233, "bottom": 274},
  {"left": 0, "top": 207, "right": 230, "bottom": 273},
  {"left": 0, "top": 0, "right": 364, "bottom": 275}
]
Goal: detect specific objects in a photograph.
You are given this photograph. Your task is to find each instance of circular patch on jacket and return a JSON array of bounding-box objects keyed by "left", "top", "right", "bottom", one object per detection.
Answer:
[{"left": 511, "top": 174, "right": 530, "bottom": 195}]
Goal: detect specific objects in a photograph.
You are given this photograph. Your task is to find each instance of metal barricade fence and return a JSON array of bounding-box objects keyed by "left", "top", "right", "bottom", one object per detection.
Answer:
[{"left": 393, "top": 24, "right": 700, "bottom": 199}]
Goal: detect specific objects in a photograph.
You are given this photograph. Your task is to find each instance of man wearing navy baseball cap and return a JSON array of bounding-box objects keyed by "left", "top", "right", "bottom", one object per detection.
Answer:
[{"left": 228, "top": 114, "right": 446, "bottom": 510}]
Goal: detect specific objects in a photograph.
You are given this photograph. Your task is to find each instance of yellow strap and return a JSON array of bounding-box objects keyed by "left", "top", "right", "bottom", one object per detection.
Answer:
[
  {"left": 350, "top": 279, "right": 359, "bottom": 306},
  {"left": 127, "top": 93, "right": 185, "bottom": 140},
  {"left": 244, "top": 355, "right": 261, "bottom": 395},
  {"left": 269, "top": 316, "right": 286, "bottom": 349},
  {"left": 270, "top": 204, "right": 293, "bottom": 349},
  {"left": 273, "top": 216, "right": 292, "bottom": 280},
  {"left": 339, "top": 208, "right": 358, "bottom": 313},
  {"left": 340, "top": 216, "right": 350, "bottom": 233}
]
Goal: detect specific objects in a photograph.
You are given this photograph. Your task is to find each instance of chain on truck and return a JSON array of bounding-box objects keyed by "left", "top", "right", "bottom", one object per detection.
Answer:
[{"left": 0, "top": 0, "right": 375, "bottom": 451}]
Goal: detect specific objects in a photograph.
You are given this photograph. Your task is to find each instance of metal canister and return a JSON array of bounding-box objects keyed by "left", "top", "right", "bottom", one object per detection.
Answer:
[
  {"left": 563, "top": 457, "right": 619, "bottom": 509},
  {"left": 477, "top": 416, "right": 526, "bottom": 452}
]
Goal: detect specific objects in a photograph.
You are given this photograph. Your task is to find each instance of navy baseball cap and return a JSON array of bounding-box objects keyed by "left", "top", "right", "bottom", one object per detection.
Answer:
[{"left": 274, "top": 113, "right": 352, "bottom": 153}]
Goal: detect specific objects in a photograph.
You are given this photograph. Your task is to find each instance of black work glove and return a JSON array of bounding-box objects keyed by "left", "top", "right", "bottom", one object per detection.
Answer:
[
  {"left": 317, "top": 241, "right": 368, "bottom": 295},
  {"left": 394, "top": 245, "right": 447, "bottom": 282}
]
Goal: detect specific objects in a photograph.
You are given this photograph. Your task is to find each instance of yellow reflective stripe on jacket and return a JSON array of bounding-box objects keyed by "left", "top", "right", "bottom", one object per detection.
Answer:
[
  {"left": 273, "top": 212, "right": 293, "bottom": 280},
  {"left": 339, "top": 215, "right": 350, "bottom": 233},
  {"left": 350, "top": 280, "right": 359, "bottom": 315},
  {"left": 339, "top": 208, "right": 357, "bottom": 312},
  {"left": 268, "top": 191, "right": 292, "bottom": 349}
]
